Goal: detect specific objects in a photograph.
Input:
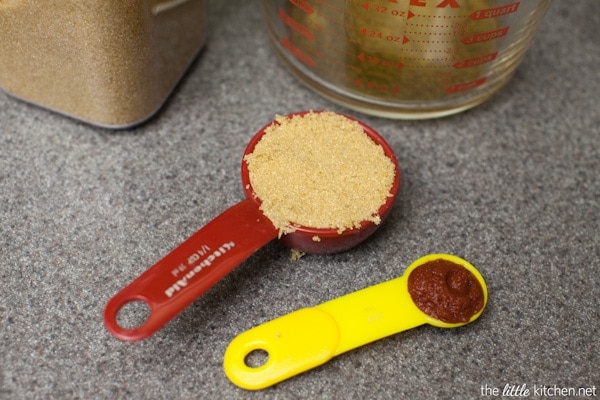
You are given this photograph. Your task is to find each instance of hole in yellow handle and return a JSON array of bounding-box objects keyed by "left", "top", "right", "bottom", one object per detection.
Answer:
[
  {"left": 245, "top": 349, "right": 269, "bottom": 369},
  {"left": 223, "top": 308, "right": 340, "bottom": 390}
]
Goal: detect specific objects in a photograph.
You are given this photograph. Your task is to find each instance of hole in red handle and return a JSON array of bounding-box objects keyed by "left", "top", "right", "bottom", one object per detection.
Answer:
[{"left": 115, "top": 299, "right": 151, "bottom": 330}]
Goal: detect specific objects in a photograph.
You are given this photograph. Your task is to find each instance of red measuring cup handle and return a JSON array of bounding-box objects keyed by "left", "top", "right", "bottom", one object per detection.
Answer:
[{"left": 103, "top": 199, "right": 278, "bottom": 341}]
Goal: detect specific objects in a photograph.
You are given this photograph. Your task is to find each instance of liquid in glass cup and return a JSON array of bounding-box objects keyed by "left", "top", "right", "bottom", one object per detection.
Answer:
[{"left": 262, "top": 0, "right": 553, "bottom": 119}]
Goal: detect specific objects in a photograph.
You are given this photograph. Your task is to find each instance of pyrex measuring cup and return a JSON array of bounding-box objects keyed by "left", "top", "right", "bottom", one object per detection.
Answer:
[
  {"left": 224, "top": 253, "right": 488, "bottom": 390},
  {"left": 104, "top": 112, "right": 400, "bottom": 341},
  {"left": 262, "top": 0, "right": 552, "bottom": 119}
]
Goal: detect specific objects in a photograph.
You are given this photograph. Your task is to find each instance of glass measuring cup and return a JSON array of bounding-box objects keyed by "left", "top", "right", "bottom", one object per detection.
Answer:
[
  {"left": 103, "top": 111, "right": 400, "bottom": 341},
  {"left": 223, "top": 253, "right": 488, "bottom": 390},
  {"left": 262, "top": 0, "right": 553, "bottom": 119}
]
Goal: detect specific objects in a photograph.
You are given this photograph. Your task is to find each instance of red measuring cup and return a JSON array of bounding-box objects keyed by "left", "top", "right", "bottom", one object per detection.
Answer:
[{"left": 103, "top": 111, "right": 400, "bottom": 341}]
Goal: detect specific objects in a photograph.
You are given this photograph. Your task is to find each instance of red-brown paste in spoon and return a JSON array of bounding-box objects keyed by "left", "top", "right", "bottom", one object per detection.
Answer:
[{"left": 407, "top": 258, "right": 484, "bottom": 323}]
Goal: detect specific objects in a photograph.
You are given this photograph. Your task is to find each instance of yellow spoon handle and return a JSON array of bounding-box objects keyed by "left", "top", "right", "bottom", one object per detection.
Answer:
[
  {"left": 223, "top": 307, "right": 339, "bottom": 391},
  {"left": 223, "top": 254, "right": 487, "bottom": 391},
  {"left": 223, "top": 276, "right": 427, "bottom": 390},
  {"left": 316, "top": 275, "right": 427, "bottom": 355}
]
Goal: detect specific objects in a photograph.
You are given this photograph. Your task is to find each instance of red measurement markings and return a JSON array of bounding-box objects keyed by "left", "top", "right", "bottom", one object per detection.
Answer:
[
  {"left": 281, "top": 37, "right": 315, "bottom": 67},
  {"left": 357, "top": 53, "right": 404, "bottom": 69},
  {"left": 279, "top": 8, "right": 314, "bottom": 41},
  {"left": 404, "top": 28, "right": 456, "bottom": 36},
  {"left": 453, "top": 52, "right": 497, "bottom": 69},
  {"left": 445, "top": 77, "right": 487, "bottom": 93},
  {"left": 470, "top": 2, "right": 520, "bottom": 20},
  {"left": 304, "top": 19, "right": 324, "bottom": 35},
  {"left": 461, "top": 26, "right": 509, "bottom": 44},
  {"left": 288, "top": 0, "right": 314, "bottom": 14},
  {"left": 409, "top": 0, "right": 459, "bottom": 7},
  {"left": 355, "top": 79, "right": 402, "bottom": 94},
  {"left": 402, "top": 59, "right": 455, "bottom": 67},
  {"left": 360, "top": 2, "right": 416, "bottom": 19},
  {"left": 402, "top": 8, "right": 467, "bottom": 44},
  {"left": 359, "top": 27, "right": 410, "bottom": 44}
]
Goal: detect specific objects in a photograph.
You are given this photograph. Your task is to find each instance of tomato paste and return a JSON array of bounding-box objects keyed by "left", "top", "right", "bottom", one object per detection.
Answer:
[{"left": 408, "top": 258, "right": 484, "bottom": 323}]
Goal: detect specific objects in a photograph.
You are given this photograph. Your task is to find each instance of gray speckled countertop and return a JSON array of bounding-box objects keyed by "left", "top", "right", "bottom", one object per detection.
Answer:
[{"left": 1, "top": 1, "right": 598, "bottom": 399}]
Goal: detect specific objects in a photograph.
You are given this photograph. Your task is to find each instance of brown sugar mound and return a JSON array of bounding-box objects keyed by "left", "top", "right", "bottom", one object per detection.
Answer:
[{"left": 244, "top": 111, "right": 396, "bottom": 235}]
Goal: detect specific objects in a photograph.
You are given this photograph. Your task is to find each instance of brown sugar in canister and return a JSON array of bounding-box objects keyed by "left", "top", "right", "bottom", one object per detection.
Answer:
[
  {"left": 408, "top": 258, "right": 484, "bottom": 323},
  {"left": 0, "top": 0, "right": 207, "bottom": 128}
]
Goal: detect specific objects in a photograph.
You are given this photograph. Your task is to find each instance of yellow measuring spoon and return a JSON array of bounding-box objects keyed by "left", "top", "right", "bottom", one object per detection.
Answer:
[{"left": 223, "top": 254, "right": 488, "bottom": 390}]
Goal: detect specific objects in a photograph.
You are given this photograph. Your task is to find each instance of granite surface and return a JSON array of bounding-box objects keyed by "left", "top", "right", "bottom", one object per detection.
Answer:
[{"left": 1, "top": 1, "right": 598, "bottom": 399}]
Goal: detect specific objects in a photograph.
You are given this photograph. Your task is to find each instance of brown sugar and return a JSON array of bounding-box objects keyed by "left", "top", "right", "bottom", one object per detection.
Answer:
[
  {"left": 244, "top": 111, "right": 396, "bottom": 235},
  {"left": 0, "top": 0, "right": 207, "bottom": 128}
]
